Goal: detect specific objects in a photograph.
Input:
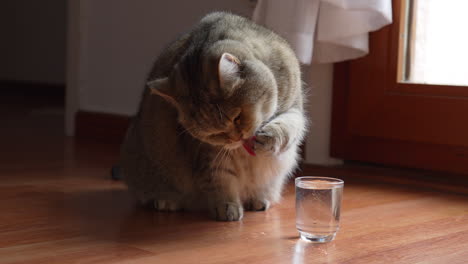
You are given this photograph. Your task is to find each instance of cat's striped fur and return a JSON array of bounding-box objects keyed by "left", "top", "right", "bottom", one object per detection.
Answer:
[{"left": 120, "top": 12, "right": 307, "bottom": 221}]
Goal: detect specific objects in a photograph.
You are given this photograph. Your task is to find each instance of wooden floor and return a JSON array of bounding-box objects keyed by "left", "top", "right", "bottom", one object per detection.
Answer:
[{"left": 1, "top": 99, "right": 468, "bottom": 263}]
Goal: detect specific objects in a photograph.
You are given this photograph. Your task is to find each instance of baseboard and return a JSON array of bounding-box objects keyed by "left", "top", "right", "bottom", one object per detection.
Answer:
[
  {"left": 0, "top": 80, "right": 65, "bottom": 106},
  {"left": 0, "top": 79, "right": 65, "bottom": 95},
  {"left": 75, "top": 111, "right": 130, "bottom": 143}
]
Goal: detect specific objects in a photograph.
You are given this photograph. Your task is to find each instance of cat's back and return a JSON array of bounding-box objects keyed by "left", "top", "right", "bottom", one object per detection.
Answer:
[
  {"left": 199, "top": 12, "right": 290, "bottom": 52},
  {"left": 149, "top": 12, "right": 297, "bottom": 81}
]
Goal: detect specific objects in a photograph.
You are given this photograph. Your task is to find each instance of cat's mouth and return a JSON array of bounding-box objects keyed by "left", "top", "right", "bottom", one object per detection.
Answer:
[
  {"left": 242, "top": 136, "right": 256, "bottom": 156},
  {"left": 223, "top": 137, "right": 257, "bottom": 156}
]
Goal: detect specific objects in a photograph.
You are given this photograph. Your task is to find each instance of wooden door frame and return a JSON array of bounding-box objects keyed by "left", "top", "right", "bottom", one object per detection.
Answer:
[{"left": 330, "top": 0, "right": 468, "bottom": 174}]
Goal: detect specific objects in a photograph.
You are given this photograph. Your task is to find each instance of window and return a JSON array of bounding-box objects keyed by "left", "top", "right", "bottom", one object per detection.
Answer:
[{"left": 400, "top": 0, "right": 468, "bottom": 86}]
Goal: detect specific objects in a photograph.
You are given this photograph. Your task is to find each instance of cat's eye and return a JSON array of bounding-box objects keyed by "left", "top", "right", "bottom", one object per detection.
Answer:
[{"left": 233, "top": 113, "right": 241, "bottom": 125}]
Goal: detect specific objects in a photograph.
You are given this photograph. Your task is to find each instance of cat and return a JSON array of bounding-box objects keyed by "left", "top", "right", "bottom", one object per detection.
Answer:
[{"left": 119, "top": 12, "right": 307, "bottom": 221}]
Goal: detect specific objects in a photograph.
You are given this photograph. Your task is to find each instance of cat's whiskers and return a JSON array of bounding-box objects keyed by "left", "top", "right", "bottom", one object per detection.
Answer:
[
  {"left": 215, "top": 104, "right": 223, "bottom": 122},
  {"left": 219, "top": 147, "right": 231, "bottom": 175},
  {"left": 214, "top": 147, "right": 231, "bottom": 178},
  {"left": 177, "top": 127, "right": 193, "bottom": 137},
  {"left": 224, "top": 148, "right": 232, "bottom": 169},
  {"left": 181, "top": 126, "right": 202, "bottom": 137},
  {"left": 212, "top": 147, "right": 226, "bottom": 175}
]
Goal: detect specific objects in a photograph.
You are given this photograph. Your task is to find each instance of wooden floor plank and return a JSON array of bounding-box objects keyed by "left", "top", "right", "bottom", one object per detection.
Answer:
[
  {"left": 0, "top": 237, "right": 154, "bottom": 264},
  {"left": 344, "top": 230, "right": 468, "bottom": 264}
]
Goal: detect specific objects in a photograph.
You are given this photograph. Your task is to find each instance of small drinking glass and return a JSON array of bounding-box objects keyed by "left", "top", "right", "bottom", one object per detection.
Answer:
[{"left": 295, "top": 176, "right": 344, "bottom": 243}]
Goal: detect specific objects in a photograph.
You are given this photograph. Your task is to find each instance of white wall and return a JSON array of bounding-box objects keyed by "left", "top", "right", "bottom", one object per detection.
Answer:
[
  {"left": 303, "top": 64, "right": 343, "bottom": 165},
  {"left": 0, "top": 0, "right": 66, "bottom": 84}
]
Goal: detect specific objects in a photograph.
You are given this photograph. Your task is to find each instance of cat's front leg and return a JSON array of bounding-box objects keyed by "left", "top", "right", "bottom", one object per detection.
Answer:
[
  {"left": 244, "top": 198, "right": 270, "bottom": 211},
  {"left": 200, "top": 167, "right": 243, "bottom": 221},
  {"left": 212, "top": 200, "right": 243, "bottom": 221},
  {"left": 254, "top": 108, "right": 306, "bottom": 156},
  {"left": 209, "top": 178, "right": 243, "bottom": 221}
]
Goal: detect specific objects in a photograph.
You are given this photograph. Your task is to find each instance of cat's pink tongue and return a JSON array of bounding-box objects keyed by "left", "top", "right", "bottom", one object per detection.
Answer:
[{"left": 242, "top": 136, "right": 256, "bottom": 156}]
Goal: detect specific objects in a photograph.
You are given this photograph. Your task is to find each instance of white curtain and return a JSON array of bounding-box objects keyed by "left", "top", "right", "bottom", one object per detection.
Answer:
[{"left": 253, "top": 0, "right": 393, "bottom": 64}]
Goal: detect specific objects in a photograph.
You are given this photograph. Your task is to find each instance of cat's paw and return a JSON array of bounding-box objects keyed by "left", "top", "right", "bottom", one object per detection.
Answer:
[
  {"left": 153, "top": 199, "right": 182, "bottom": 212},
  {"left": 211, "top": 202, "right": 243, "bottom": 221},
  {"left": 254, "top": 126, "right": 281, "bottom": 155},
  {"left": 244, "top": 198, "right": 270, "bottom": 211}
]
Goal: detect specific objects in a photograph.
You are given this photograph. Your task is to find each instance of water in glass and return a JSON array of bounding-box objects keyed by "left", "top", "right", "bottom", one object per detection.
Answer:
[{"left": 295, "top": 178, "right": 343, "bottom": 243}]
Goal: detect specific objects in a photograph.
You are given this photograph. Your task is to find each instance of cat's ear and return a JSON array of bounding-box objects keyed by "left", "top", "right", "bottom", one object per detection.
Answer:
[
  {"left": 218, "top": 53, "right": 242, "bottom": 89},
  {"left": 147, "top": 77, "right": 177, "bottom": 106}
]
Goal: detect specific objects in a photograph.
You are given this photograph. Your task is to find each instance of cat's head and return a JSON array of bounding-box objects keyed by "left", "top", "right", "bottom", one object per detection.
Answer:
[{"left": 148, "top": 51, "right": 277, "bottom": 149}]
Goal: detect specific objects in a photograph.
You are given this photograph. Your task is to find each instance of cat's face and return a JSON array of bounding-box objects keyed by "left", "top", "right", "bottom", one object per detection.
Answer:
[{"left": 148, "top": 52, "right": 277, "bottom": 149}]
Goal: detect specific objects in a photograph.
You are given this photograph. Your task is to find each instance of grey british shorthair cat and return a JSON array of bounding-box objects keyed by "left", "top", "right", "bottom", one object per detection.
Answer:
[{"left": 120, "top": 12, "right": 307, "bottom": 221}]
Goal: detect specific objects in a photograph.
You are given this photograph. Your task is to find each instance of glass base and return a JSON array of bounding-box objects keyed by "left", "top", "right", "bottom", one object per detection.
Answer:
[{"left": 299, "top": 232, "right": 336, "bottom": 243}]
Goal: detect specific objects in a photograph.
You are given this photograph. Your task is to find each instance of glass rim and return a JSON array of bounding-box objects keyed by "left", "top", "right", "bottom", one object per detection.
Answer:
[{"left": 295, "top": 176, "right": 344, "bottom": 187}]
